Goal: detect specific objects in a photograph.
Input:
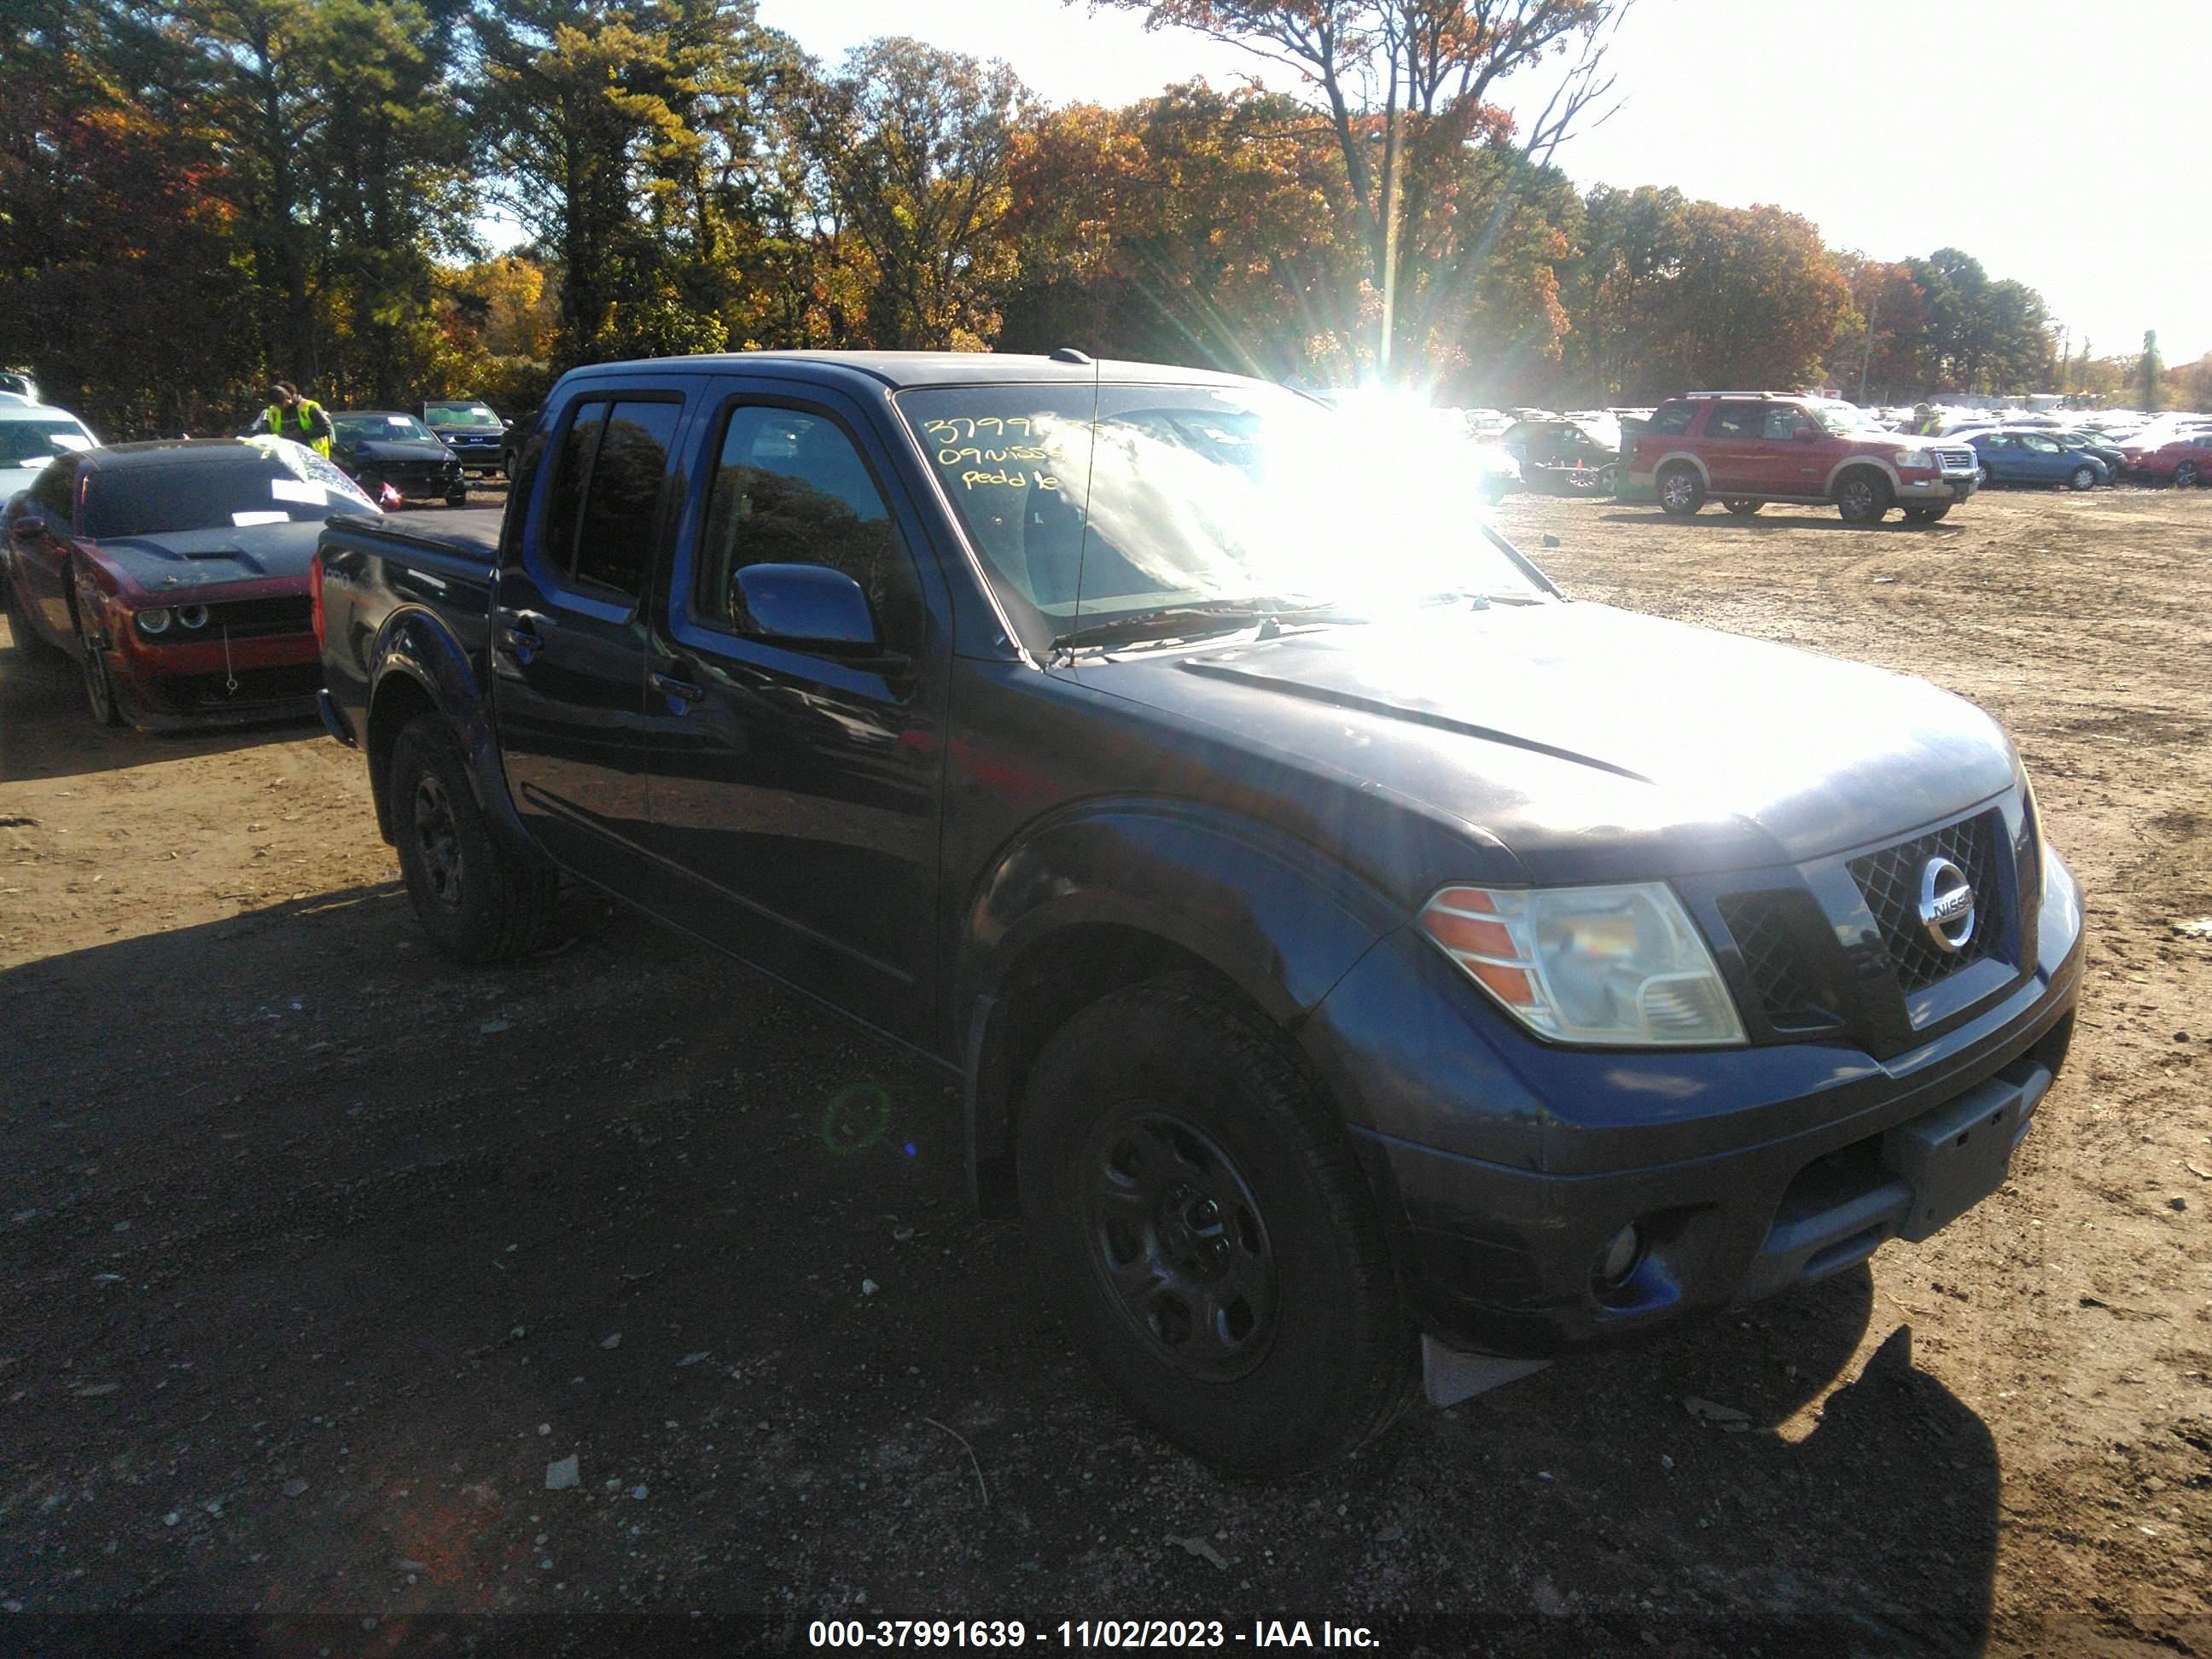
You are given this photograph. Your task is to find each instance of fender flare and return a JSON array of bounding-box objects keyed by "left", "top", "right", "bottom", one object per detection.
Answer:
[
  {"left": 1823, "top": 456, "right": 1901, "bottom": 498},
  {"left": 365, "top": 606, "right": 539, "bottom": 862},
  {"left": 1647, "top": 450, "right": 1712, "bottom": 489},
  {"left": 952, "top": 798, "right": 1406, "bottom": 1211}
]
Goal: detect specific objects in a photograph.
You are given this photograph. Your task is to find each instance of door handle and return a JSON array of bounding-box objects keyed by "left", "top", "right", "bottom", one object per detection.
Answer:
[
  {"left": 650, "top": 671, "right": 705, "bottom": 707},
  {"left": 500, "top": 614, "right": 547, "bottom": 656}
]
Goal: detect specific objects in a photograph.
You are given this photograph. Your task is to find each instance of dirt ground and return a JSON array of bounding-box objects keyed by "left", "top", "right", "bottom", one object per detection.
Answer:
[{"left": 1, "top": 480, "right": 2208, "bottom": 1657}]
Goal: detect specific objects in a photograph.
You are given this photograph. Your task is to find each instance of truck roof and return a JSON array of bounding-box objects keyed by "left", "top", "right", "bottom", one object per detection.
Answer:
[{"left": 559, "top": 350, "right": 1254, "bottom": 393}]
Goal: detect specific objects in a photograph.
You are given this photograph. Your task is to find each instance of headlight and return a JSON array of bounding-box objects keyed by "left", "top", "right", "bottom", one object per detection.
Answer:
[
  {"left": 1895, "top": 449, "right": 1933, "bottom": 471},
  {"left": 178, "top": 604, "right": 209, "bottom": 629},
  {"left": 135, "top": 607, "right": 172, "bottom": 636},
  {"left": 1419, "top": 882, "right": 1746, "bottom": 1047}
]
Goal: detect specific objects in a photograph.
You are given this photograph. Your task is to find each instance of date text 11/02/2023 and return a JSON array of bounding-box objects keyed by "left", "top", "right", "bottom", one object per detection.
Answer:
[{"left": 806, "top": 1619, "right": 1382, "bottom": 1649}]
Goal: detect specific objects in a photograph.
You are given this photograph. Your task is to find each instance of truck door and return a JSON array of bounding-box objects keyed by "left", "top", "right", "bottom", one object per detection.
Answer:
[
  {"left": 492, "top": 391, "right": 688, "bottom": 898},
  {"left": 1751, "top": 403, "right": 1830, "bottom": 495},
  {"left": 641, "top": 383, "right": 951, "bottom": 1045}
]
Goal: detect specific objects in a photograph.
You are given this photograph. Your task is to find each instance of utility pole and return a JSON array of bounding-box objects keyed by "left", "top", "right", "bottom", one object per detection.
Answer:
[{"left": 1857, "top": 281, "right": 1881, "bottom": 404}]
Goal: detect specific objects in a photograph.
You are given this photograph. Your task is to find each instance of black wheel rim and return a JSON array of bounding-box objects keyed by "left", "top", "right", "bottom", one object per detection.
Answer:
[
  {"left": 411, "top": 772, "right": 464, "bottom": 911},
  {"left": 1079, "top": 1108, "right": 1278, "bottom": 1382}
]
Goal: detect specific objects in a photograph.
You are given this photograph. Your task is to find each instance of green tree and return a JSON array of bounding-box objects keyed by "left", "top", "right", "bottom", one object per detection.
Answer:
[{"left": 805, "top": 38, "right": 1026, "bottom": 350}]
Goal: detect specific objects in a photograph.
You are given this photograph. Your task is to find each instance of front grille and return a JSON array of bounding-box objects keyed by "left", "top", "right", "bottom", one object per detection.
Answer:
[
  {"left": 166, "top": 663, "right": 321, "bottom": 709},
  {"left": 1716, "top": 890, "right": 1833, "bottom": 1029},
  {"left": 1936, "top": 447, "right": 1976, "bottom": 472},
  {"left": 213, "top": 596, "right": 312, "bottom": 638},
  {"left": 1847, "top": 810, "right": 2004, "bottom": 993}
]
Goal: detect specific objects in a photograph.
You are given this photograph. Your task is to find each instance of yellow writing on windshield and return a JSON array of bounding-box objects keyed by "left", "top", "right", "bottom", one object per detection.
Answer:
[
  {"left": 923, "top": 416, "right": 1034, "bottom": 443},
  {"left": 958, "top": 468, "right": 1059, "bottom": 492}
]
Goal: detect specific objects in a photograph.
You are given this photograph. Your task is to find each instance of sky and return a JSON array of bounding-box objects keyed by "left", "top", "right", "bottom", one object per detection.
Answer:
[{"left": 755, "top": 0, "right": 2212, "bottom": 365}]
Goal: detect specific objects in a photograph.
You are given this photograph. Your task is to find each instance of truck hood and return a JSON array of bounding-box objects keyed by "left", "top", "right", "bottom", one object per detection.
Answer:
[
  {"left": 1080, "top": 601, "right": 2017, "bottom": 882},
  {"left": 92, "top": 521, "right": 326, "bottom": 597}
]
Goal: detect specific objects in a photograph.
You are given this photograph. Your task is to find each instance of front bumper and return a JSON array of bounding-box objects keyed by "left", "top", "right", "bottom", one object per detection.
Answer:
[
  {"left": 101, "top": 627, "right": 322, "bottom": 731},
  {"left": 1898, "top": 470, "right": 1978, "bottom": 501},
  {"left": 1305, "top": 840, "right": 2084, "bottom": 1359}
]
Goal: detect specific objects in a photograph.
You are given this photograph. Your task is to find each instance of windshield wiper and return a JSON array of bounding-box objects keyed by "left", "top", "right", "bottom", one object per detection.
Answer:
[{"left": 1049, "top": 602, "right": 1272, "bottom": 653}]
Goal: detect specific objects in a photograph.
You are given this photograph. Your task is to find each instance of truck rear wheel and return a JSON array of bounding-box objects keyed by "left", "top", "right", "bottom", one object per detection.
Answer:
[
  {"left": 1657, "top": 464, "right": 1704, "bottom": 516},
  {"left": 389, "top": 713, "right": 558, "bottom": 963},
  {"left": 1017, "top": 972, "right": 1416, "bottom": 1474},
  {"left": 1835, "top": 470, "right": 1893, "bottom": 524}
]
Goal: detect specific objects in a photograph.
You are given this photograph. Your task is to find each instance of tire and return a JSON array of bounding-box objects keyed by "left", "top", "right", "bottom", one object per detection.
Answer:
[
  {"left": 1657, "top": 464, "right": 1705, "bottom": 516},
  {"left": 1834, "top": 469, "right": 1893, "bottom": 525},
  {"left": 2177, "top": 461, "right": 2200, "bottom": 489},
  {"left": 1017, "top": 972, "right": 1416, "bottom": 1474},
  {"left": 2066, "top": 464, "right": 2098, "bottom": 492},
  {"left": 1721, "top": 498, "right": 1761, "bottom": 517},
  {"left": 355, "top": 469, "right": 381, "bottom": 502},
  {"left": 445, "top": 489, "right": 469, "bottom": 509},
  {"left": 79, "top": 624, "right": 122, "bottom": 727},
  {"left": 388, "top": 713, "right": 559, "bottom": 963},
  {"left": 1903, "top": 503, "right": 1951, "bottom": 523}
]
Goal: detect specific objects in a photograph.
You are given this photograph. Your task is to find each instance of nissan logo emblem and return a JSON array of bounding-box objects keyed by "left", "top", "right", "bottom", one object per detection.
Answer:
[{"left": 1918, "top": 857, "right": 1976, "bottom": 952}]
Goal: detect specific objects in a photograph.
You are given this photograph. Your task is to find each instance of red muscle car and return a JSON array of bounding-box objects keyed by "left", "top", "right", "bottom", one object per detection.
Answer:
[{"left": 2, "top": 437, "right": 377, "bottom": 729}]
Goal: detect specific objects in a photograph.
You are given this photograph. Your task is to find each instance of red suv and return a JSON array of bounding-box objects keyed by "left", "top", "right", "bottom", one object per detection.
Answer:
[{"left": 1627, "top": 393, "right": 1982, "bottom": 524}]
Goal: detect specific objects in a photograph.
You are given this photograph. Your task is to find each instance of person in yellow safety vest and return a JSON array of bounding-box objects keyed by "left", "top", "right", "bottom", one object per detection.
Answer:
[
  {"left": 1912, "top": 402, "right": 1944, "bottom": 437},
  {"left": 262, "top": 381, "right": 335, "bottom": 459}
]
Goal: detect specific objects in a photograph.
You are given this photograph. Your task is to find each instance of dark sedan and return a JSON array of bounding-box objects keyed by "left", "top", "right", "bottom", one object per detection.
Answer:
[
  {"left": 1, "top": 437, "right": 376, "bottom": 727},
  {"left": 422, "top": 400, "right": 507, "bottom": 476},
  {"left": 330, "top": 412, "right": 468, "bottom": 508}
]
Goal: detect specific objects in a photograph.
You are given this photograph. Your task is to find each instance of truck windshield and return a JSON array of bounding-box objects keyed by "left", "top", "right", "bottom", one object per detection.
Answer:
[
  {"left": 899, "top": 382, "right": 1548, "bottom": 654},
  {"left": 81, "top": 446, "right": 376, "bottom": 538}
]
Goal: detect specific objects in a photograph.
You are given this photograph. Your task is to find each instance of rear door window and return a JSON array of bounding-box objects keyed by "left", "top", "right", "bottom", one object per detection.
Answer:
[
  {"left": 1644, "top": 401, "right": 1695, "bottom": 436},
  {"left": 1708, "top": 402, "right": 1763, "bottom": 439},
  {"left": 539, "top": 398, "right": 683, "bottom": 602}
]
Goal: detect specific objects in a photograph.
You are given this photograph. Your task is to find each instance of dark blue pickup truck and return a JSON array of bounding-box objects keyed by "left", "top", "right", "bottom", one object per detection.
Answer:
[{"left": 314, "top": 352, "right": 2084, "bottom": 1471}]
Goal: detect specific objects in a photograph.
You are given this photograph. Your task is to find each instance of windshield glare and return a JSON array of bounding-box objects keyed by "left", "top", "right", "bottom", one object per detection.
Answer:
[
  {"left": 81, "top": 444, "right": 375, "bottom": 538},
  {"left": 427, "top": 405, "right": 500, "bottom": 429},
  {"left": 900, "top": 382, "right": 1546, "bottom": 650},
  {"left": 337, "top": 415, "right": 436, "bottom": 443},
  {"left": 0, "top": 419, "right": 95, "bottom": 467}
]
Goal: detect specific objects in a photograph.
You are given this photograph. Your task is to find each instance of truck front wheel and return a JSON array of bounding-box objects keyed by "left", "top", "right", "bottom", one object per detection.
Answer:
[
  {"left": 1835, "top": 470, "right": 1893, "bottom": 524},
  {"left": 389, "top": 713, "right": 558, "bottom": 963},
  {"left": 1017, "top": 973, "right": 1416, "bottom": 1474}
]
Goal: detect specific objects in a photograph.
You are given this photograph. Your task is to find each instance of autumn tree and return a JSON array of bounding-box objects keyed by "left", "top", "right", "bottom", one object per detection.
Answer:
[
  {"left": 1091, "top": 0, "right": 1628, "bottom": 381},
  {"left": 804, "top": 38, "right": 1026, "bottom": 350}
]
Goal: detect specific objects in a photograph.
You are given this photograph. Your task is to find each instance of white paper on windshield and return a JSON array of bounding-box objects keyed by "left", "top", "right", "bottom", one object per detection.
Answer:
[
  {"left": 270, "top": 479, "right": 328, "bottom": 505},
  {"left": 232, "top": 510, "right": 288, "bottom": 526},
  {"left": 387, "top": 416, "right": 411, "bottom": 428}
]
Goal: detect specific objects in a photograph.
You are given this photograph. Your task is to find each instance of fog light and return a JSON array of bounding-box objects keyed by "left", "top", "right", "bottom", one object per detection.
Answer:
[
  {"left": 136, "top": 608, "right": 172, "bottom": 636},
  {"left": 1595, "top": 1223, "right": 1643, "bottom": 1290},
  {"left": 178, "top": 604, "right": 209, "bottom": 630}
]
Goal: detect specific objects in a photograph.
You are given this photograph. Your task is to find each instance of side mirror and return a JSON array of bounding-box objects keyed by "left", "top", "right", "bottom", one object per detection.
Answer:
[
  {"left": 732, "top": 563, "right": 879, "bottom": 653},
  {"left": 1792, "top": 424, "right": 1819, "bottom": 443}
]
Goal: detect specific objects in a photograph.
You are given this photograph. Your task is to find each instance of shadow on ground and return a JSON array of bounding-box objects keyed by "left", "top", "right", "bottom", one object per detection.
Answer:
[{"left": 0, "top": 885, "right": 1998, "bottom": 1655}]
